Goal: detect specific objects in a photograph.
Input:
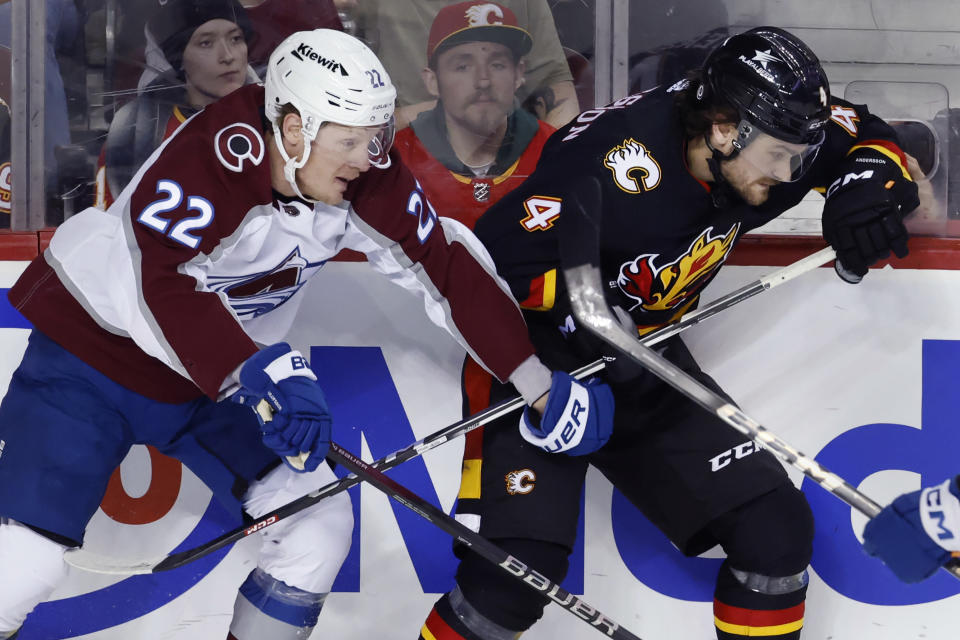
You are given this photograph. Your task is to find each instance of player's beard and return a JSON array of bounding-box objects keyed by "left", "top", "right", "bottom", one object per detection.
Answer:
[{"left": 720, "top": 157, "right": 777, "bottom": 206}]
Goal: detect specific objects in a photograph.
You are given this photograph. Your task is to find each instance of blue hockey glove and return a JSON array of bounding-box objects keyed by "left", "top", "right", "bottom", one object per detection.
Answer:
[
  {"left": 862, "top": 477, "right": 960, "bottom": 582},
  {"left": 233, "top": 343, "right": 331, "bottom": 473},
  {"left": 519, "top": 371, "right": 614, "bottom": 456}
]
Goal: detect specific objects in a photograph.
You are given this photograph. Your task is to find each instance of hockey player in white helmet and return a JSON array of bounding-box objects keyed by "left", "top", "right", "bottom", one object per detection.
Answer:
[{"left": 0, "top": 29, "right": 604, "bottom": 639}]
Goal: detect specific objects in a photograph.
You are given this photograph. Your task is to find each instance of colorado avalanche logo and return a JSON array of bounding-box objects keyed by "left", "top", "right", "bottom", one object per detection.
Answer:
[
  {"left": 465, "top": 3, "right": 504, "bottom": 25},
  {"left": 207, "top": 247, "right": 322, "bottom": 318},
  {"left": 604, "top": 138, "right": 661, "bottom": 194},
  {"left": 214, "top": 122, "right": 265, "bottom": 173},
  {"left": 617, "top": 224, "right": 739, "bottom": 313}
]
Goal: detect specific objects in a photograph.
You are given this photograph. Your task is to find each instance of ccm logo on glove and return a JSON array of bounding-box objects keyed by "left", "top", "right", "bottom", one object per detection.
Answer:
[
  {"left": 821, "top": 142, "right": 918, "bottom": 281},
  {"left": 920, "top": 481, "right": 960, "bottom": 545},
  {"left": 825, "top": 170, "right": 874, "bottom": 198}
]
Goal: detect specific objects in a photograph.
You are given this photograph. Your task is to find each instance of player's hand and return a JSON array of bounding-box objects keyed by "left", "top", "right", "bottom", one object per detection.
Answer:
[
  {"left": 519, "top": 371, "right": 614, "bottom": 456},
  {"left": 862, "top": 477, "right": 960, "bottom": 582},
  {"left": 233, "top": 343, "right": 332, "bottom": 473},
  {"left": 821, "top": 146, "right": 918, "bottom": 281}
]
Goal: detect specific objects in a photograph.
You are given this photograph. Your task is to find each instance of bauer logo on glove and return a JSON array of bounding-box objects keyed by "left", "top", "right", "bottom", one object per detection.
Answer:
[
  {"left": 233, "top": 343, "right": 332, "bottom": 473},
  {"left": 519, "top": 371, "right": 615, "bottom": 456}
]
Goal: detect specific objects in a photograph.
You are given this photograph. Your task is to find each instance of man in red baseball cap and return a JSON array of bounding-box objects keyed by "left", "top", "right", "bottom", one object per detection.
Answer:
[
  {"left": 393, "top": 0, "right": 554, "bottom": 228},
  {"left": 425, "top": 0, "right": 532, "bottom": 63}
]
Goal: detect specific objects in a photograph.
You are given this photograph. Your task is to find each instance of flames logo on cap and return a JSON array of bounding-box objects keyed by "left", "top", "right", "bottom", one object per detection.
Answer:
[
  {"left": 617, "top": 224, "right": 739, "bottom": 312},
  {"left": 465, "top": 3, "right": 505, "bottom": 25}
]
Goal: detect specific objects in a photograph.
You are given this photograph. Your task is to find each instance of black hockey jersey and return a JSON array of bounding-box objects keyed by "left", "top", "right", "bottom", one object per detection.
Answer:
[{"left": 474, "top": 83, "right": 910, "bottom": 334}]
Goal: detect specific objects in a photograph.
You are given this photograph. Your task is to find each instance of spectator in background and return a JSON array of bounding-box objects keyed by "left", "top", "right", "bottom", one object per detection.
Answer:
[
  {"left": 97, "top": 0, "right": 255, "bottom": 208},
  {"left": 138, "top": 0, "right": 348, "bottom": 90},
  {"left": 394, "top": 1, "right": 553, "bottom": 228},
  {"left": 0, "top": 0, "right": 79, "bottom": 203},
  {"left": 358, "top": 0, "right": 579, "bottom": 129}
]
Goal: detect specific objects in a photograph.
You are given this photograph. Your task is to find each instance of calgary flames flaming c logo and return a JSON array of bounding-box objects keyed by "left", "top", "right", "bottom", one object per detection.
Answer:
[
  {"left": 604, "top": 138, "right": 661, "bottom": 194},
  {"left": 617, "top": 224, "right": 739, "bottom": 312}
]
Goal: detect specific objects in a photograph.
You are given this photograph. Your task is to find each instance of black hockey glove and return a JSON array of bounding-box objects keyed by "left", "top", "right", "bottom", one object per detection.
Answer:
[{"left": 821, "top": 146, "right": 919, "bottom": 282}]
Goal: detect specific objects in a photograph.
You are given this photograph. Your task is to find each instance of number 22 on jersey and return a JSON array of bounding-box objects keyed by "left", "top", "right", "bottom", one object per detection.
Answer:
[{"left": 137, "top": 179, "right": 215, "bottom": 250}]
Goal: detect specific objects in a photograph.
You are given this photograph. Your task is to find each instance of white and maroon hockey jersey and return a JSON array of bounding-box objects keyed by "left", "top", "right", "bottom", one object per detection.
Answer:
[{"left": 10, "top": 84, "right": 548, "bottom": 404}]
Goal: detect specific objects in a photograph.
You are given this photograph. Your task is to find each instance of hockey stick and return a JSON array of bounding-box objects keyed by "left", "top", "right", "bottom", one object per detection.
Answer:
[
  {"left": 326, "top": 442, "right": 643, "bottom": 640},
  {"left": 628, "top": 243, "right": 835, "bottom": 344},
  {"left": 65, "top": 243, "right": 834, "bottom": 575},
  {"left": 63, "top": 360, "right": 605, "bottom": 575},
  {"left": 560, "top": 176, "right": 960, "bottom": 582}
]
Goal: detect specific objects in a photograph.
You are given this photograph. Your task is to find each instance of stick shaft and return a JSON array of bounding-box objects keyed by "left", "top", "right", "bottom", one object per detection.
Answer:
[
  {"left": 564, "top": 262, "right": 960, "bottom": 582},
  {"left": 328, "top": 443, "right": 643, "bottom": 640}
]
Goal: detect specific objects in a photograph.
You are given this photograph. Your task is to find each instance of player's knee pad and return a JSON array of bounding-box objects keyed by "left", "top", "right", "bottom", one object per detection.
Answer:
[
  {"left": 712, "top": 482, "right": 815, "bottom": 576},
  {"left": 455, "top": 538, "right": 571, "bottom": 632},
  {"left": 230, "top": 567, "right": 327, "bottom": 639},
  {"left": 244, "top": 462, "right": 354, "bottom": 594},
  {"left": 0, "top": 520, "right": 69, "bottom": 632},
  {"left": 420, "top": 585, "right": 523, "bottom": 640},
  {"left": 710, "top": 485, "right": 812, "bottom": 639}
]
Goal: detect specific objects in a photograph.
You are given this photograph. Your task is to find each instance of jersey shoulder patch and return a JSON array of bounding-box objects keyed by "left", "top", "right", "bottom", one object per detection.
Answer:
[{"left": 214, "top": 122, "right": 265, "bottom": 173}]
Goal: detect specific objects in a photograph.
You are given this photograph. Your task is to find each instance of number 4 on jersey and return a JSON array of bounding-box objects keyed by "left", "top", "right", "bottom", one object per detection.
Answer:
[
  {"left": 520, "top": 195, "right": 562, "bottom": 231},
  {"left": 830, "top": 105, "right": 860, "bottom": 136}
]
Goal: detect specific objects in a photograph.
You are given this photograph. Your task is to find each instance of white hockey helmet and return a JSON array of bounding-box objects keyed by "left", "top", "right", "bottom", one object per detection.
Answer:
[{"left": 265, "top": 29, "right": 397, "bottom": 199}]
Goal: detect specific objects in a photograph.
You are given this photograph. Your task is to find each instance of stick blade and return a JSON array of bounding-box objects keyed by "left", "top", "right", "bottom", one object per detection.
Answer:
[{"left": 64, "top": 548, "right": 164, "bottom": 575}]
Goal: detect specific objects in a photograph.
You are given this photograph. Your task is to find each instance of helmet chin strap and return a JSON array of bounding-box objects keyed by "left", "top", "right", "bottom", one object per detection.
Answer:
[
  {"left": 703, "top": 132, "right": 739, "bottom": 208},
  {"left": 272, "top": 122, "right": 318, "bottom": 203}
]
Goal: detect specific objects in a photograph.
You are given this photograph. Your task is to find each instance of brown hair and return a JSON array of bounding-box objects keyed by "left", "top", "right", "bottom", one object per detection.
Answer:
[
  {"left": 673, "top": 71, "right": 738, "bottom": 140},
  {"left": 271, "top": 103, "right": 300, "bottom": 130}
]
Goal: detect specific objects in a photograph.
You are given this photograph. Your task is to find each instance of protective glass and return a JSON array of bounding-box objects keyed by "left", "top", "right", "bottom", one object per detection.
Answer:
[{"left": 731, "top": 121, "right": 825, "bottom": 182}]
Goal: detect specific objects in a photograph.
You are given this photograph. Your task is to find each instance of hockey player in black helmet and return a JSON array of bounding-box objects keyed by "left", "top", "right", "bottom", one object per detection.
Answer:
[
  {"left": 687, "top": 26, "right": 917, "bottom": 280},
  {"left": 417, "top": 26, "right": 919, "bottom": 640},
  {"left": 697, "top": 26, "right": 832, "bottom": 193}
]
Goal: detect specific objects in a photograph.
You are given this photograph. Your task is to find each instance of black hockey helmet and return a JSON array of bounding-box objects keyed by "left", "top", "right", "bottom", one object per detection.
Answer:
[{"left": 700, "top": 26, "right": 830, "bottom": 146}]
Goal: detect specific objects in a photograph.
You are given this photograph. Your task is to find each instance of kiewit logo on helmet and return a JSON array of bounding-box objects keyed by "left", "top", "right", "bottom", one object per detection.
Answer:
[{"left": 291, "top": 42, "right": 350, "bottom": 77}]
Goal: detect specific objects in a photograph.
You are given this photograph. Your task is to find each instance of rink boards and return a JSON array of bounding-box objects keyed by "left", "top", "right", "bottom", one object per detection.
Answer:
[{"left": 1, "top": 257, "right": 958, "bottom": 640}]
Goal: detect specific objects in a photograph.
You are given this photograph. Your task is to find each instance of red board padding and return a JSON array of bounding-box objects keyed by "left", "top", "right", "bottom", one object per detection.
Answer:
[
  {"left": 38, "top": 229, "right": 54, "bottom": 253},
  {"left": 0, "top": 231, "right": 40, "bottom": 259},
  {"left": 728, "top": 235, "right": 960, "bottom": 270}
]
